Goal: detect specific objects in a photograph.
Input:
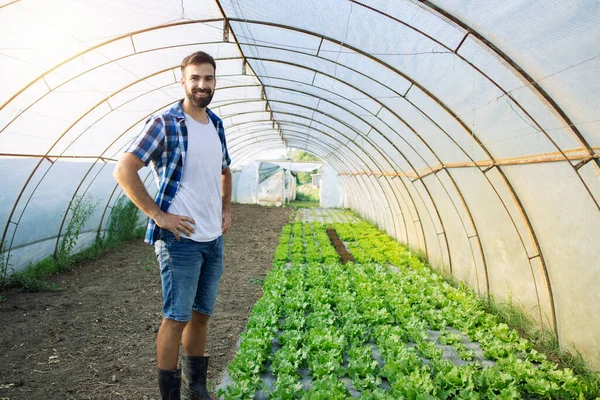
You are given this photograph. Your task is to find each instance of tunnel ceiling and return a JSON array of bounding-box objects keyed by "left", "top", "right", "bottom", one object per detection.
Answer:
[{"left": 1, "top": 0, "right": 599, "bottom": 368}]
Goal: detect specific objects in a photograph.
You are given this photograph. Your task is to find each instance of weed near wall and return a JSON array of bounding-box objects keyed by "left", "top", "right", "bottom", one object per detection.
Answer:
[
  {"left": 103, "top": 195, "right": 144, "bottom": 248},
  {"left": 55, "top": 194, "right": 98, "bottom": 270}
]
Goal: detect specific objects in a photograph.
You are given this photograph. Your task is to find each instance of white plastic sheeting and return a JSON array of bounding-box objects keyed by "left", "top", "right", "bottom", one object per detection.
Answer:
[
  {"left": 1, "top": 0, "right": 599, "bottom": 368},
  {"left": 321, "top": 164, "right": 344, "bottom": 208},
  {"left": 256, "top": 162, "right": 296, "bottom": 205}
]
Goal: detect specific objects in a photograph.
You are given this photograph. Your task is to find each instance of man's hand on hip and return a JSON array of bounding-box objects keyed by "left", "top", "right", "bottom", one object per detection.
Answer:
[{"left": 155, "top": 211, "right": 195, "bottom": 241}]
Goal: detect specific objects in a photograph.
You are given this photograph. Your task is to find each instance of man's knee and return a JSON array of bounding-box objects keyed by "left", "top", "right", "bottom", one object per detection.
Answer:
[
  {"left": 191, "top": 311, "right": 210, "bottom": 326},
  {"left": 161, "top": 317, "right": 188, "bottom": 333}
]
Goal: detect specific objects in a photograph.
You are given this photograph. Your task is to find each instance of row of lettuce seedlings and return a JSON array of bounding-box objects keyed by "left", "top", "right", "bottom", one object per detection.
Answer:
[{"left": 220, "top": 221, "right": 591, "bottom": 399}]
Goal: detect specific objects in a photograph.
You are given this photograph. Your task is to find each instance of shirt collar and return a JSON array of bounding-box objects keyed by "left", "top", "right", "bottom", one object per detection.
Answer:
[{"left": 167, "top": 99, "right": 215, "bottom": 123}]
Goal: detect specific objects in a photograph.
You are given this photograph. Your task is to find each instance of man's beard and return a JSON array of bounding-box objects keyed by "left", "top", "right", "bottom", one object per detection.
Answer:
[{"left": 186, "top": 88, "right": 214, "bottom": 108}]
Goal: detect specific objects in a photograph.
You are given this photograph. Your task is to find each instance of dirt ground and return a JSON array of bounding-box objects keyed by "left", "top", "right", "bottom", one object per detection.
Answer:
[{"left": 0, "top": 204, "right": 290, "bottom": 400}]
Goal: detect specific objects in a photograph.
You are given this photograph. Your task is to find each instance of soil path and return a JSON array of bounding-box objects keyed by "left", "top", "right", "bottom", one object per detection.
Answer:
[{"left": 0, "top": 204, "right": 290, "bottom": 399}]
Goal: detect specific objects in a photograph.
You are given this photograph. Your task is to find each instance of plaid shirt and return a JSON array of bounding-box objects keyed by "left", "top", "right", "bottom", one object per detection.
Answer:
[{"left": 125, "top": 100, "right": 231, "bottom": 244}]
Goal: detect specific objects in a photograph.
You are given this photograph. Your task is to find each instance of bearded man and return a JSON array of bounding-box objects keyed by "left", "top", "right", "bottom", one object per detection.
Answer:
[{"left": 113, "top": 51, "right": 231, "bottom": 400}]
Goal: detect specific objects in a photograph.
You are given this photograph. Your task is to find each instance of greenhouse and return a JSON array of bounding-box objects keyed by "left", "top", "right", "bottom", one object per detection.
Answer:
[{"left": 0, "top": 0, "right": 598, "bottom": 399}]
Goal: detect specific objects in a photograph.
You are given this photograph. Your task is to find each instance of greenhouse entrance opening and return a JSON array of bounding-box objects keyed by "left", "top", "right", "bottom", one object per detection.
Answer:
[
  {"left": 232, "top": 160, "right": 344, "bottom": 208},
  {"left": 294, "top": 164, "right": 321, "bottom": 207}
]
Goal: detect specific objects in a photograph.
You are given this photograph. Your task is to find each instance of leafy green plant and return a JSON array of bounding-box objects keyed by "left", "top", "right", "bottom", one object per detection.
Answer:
[
  {"left": 56, "top": 193, "right": 97, "bottom": 270},
  {"left": 7, "top": 256, "right": 59, "bottom": 292},
  {"left": 222, "top": 221, "right": 599, "bottom": 399},
  {"left": 104, "top": 195, "right": 143, "bottom": 247},
  {"left": 1, "top": 195, "right": 149, "bottom": 293}
]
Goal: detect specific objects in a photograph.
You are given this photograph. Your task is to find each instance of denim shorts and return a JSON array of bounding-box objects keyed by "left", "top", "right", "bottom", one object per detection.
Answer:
[{"left": 154, "top": 230, "right": 224, "bottom": 322}]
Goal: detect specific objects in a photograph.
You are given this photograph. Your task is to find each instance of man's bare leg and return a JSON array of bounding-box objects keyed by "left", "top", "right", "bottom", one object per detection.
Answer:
[
  {"left": 157, "top": 318, "right": 187, "bottom": 370},
  {"left": 182, "top": 311, "right": 210, "bottom": 356}
]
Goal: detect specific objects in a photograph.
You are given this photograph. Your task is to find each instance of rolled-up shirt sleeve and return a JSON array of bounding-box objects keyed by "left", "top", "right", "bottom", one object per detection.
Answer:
[{"left": 125, "top": 116, "right": 165, "bottom": 166}]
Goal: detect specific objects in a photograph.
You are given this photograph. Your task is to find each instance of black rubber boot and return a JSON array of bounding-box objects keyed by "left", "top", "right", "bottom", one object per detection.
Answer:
[
  {"left": 158, "top": 368, "right": 181, "bottom": 400},
  {"left": 181, "top": 354, "right": 214, "bottom": 400}
]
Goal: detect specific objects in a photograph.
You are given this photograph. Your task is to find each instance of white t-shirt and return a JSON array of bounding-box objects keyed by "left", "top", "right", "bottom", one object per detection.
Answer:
[{"left": 167, "top": 112, "right": 223, "bottom": 242}]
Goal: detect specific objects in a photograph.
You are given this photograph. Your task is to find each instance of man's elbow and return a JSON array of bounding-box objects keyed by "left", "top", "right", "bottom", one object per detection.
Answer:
[
  {"left": 113, "top": 161, "right": 124, "bottom": 183},
  {"left": 113, "top": 159, "right": 133, "bottom": 186},
  {"left": 113, "top": 153, "right": 143, "bottom": 184}
]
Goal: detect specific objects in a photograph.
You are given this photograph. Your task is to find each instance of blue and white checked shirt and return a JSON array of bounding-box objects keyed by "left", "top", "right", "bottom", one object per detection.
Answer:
[{"left": 125, "top": 100, "right": 231, "bottom": 245}]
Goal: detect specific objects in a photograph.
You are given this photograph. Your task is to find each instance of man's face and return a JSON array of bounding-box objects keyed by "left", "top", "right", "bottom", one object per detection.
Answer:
[{"left": 181, "top": 63, "right": 216, "bottom": 109}]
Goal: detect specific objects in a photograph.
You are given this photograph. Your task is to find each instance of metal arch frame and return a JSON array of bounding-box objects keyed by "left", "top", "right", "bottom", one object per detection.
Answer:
[
  {"left": 223, "top": 125, "right": 280, "bottom": 138},
  {"left": 0, "top": 29, "right": 552, "bottom": 279},
  {"left": 223, "top": 104, "right": 439, "bottom": 257},
  {"left": 227, "top": 107, "right": 394, "bottom": 173},
  {"left": 0, "top": 13, "right": 565, "bottom": 333},
  {"left": 217, "top": 72, "right": 486, "bottom": 269},
  {"left": 212, "top": 82, "right": 430, "bottom": 173},
  {"left": 229, "top": 17, "right": 597, "bottom": 177},
  {"left": 0, "top": 70, "right": 264, "bottom": 256},
  {"left": 3, "top": 18, "right": 579, "bottom": 176},
  {"left": 226, "top": 21, "right": 561, "bottom": 329},
  {"left": 228, "top": 121, "right": 406, "bottom": 238},
  {"left": 212, "top": 1, "right": 285, "bottom": 150},
  {"left": 0, "top": 72, "right": 274, "bottom": 259},
  {"left": 0, "top": 1, "right": 21, "bottom": 10},
  {"left": 224, "top": 106, "right": 418, "bottom": 242},
  {"left": 227, "top": 129, "right": 282, "bottom": 143},
  {"left": 213, "top": 89, "right": 416, "bottom": 179},
  {"left": 210, "top": 56, "right": 566, "bottom": 305},
  {"left": 0, "top": 53, "right": 492, "bottom": 324},
  {"left": 229, "top": 118, "right": 414, "bottom": 242},
  {"left": 0, "top": 37, "right": 576, "bottom": 304},
  {"left": 3, "top": 14, "right": 594, "bottom": 186},
  {"left": 410, "top": 0, "right": 594, "bottom": 155},
  {"left": 3, "top": 37, "right": 485, "bottom": 184},
  {"left": 228, "top": 123, "right": 355, "bottom": 171},
  {"left": 256, "top": 126, "right": 362, "bottom": 172},
  {"left": 241, "top": 56, "right": 484, "bottom": 172},
  {"left": 230, "top": 126, "right": 376, "bottom": 193},
  {"left": 221, "top": 88, "right": 486, "bottom": 277},
  {"left": 225, "top": 18, "right": 596, "bottom": 329}
]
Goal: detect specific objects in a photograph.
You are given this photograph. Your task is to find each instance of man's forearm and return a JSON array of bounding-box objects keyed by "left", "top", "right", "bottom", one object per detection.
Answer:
[
  {"left": 222, "top": 168, "right": 232, "bottom": 211},
  {"left": 114, "top": 164, "right": 162, "bottom": 221}
]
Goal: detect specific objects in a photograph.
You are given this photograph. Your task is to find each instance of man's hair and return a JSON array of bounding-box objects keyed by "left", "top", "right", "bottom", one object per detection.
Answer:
[{"left": 180, "top": 51, "right": 216, "bottom": 74}]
